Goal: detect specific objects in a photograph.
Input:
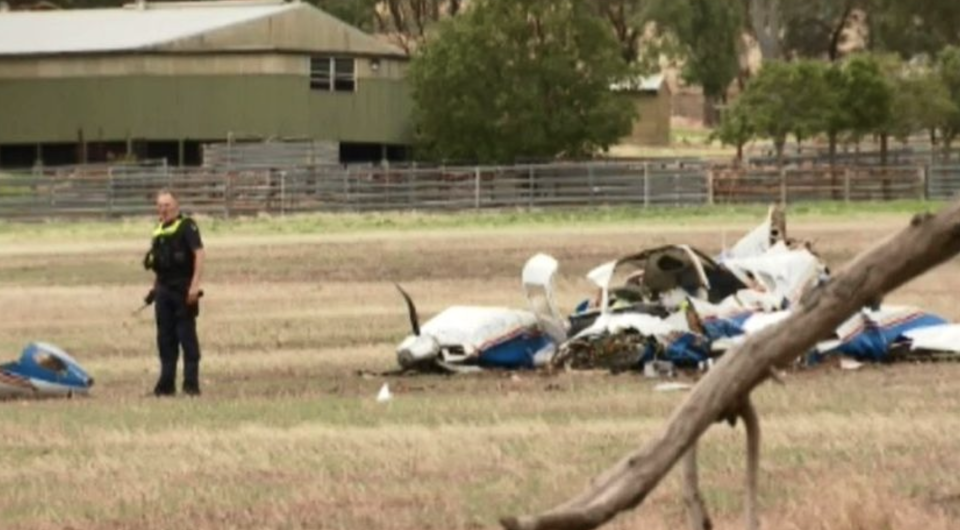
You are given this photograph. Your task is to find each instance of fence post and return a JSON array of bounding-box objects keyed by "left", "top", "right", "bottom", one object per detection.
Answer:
[
  {"left": 587, "top": 164, "right": 595, "bottom": 205},
  {"left": 405, "top": 168, "right": 416, "bottom": 209},
  {"left": 918, "top": 165, "right": 927, "bottom": 201},
  {"left": 674, "top": 169, "right": 681, "bottom": 206},
  {"left": 280, "top": 171, "right": 286, "bottom": 217},
  {"left": 706, "top": 168, "right": 714, "bottom": 206},
  {"left": 527, "top": 166, "right": 534, "bottom": 210},
  {"left": 844, "top": 168, "right": 851, "bottom": 203},
  {"left": 643, "top": 162, "right": 650, "bottom": 208},
  {"left": 224, "top": 173, "right": 232, "bottom": 218},
  {"left": 343, "top": 167, "right": 350, "bottom": 212},
  {"left": 384, "top": 164, "right": 391, "bottom": 209},
  {"left": 106, "top": 167, "right": 114, "bottom": 219},
  {"left": 474, "top": 167, "right": 481, "bottom": 210},
  {"left": 779, "top": 166, "right": 787, "bottom": 205}
]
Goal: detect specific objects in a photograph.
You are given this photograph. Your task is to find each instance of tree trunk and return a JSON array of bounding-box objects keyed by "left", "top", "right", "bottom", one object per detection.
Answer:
[
  {"left": 703, "top": 94, "right": 720, "bottom": 128},
  {"left": 827, "top": 4, "right": 854, "bottom": 62},
  {"left": 681, "top": 446, "right": 712, "bottom": 530},
  {"left": 880, "top": 133, "right": 889, "bottom": 167},
  {"left": 774, "top": 137, "right": 786, "bottom": 167},
  {"left": 749, "top": 0, "right": 782, "bottom": 61},
  {"left": 829, "top": 132, "right": 839, "bottom": 199},
  {"left": 742, "top": 401, "right": 760, "bottom": 530},
  {"left": 828, "top": 132, "right": 838, "bottom": 166},
  {"left": 501, "top": 203, "right": 960, "bottom": 530},
  {"left": 737, "top": 33, "right": 754, "bottom": 90}
]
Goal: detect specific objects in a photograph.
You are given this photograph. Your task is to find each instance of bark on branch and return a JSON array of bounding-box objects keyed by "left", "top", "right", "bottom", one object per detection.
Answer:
[{"left": 501, "top": 204, "right": 960, "bottom": 530}]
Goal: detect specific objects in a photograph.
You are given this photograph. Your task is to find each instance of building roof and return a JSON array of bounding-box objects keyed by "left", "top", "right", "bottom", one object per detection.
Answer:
[
  {"left": 0, "top": 0, "right": 404, "bottom": 57},
  {"left": 610, "top": 74, "right": 667, "bottom": 94}
]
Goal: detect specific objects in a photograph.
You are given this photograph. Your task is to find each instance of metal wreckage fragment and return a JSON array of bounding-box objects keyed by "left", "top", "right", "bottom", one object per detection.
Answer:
[
  {"left": 0, "top": 342, "right": 94, "bottom": 398},
  {"left": 552, "top": 332, "right": 651, "bottom": 372}
]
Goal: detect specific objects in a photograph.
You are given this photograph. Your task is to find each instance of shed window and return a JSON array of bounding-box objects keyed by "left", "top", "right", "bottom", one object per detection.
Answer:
[
  {"left": 309, "top": 57, "right": 332, "bottom": 90},
  {"left": 334, "top": 58, "right": 356, "bottom": 91},
  {"left": 310, "top": 57, "right": 356, "bottom": 92}
]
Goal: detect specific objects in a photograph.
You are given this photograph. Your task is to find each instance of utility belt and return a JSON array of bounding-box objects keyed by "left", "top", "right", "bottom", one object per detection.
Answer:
[
  {"left": 154, "top": 283, "right": 202, "bottom": 318},
  {"left": 155, "top": 278, "right": 192, "bottom": 295}
]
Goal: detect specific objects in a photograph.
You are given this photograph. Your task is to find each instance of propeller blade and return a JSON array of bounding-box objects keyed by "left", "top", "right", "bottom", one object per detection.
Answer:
[{"left": 394, "top": 283, "right": 421, "bottom": 336}]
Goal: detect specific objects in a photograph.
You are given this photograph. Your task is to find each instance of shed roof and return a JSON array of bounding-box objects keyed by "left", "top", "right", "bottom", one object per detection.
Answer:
[
  {"left": 610, "top": 74, "right": 667, "bottom": 94},
  {"left": 0, "top": 0, "right": 404, "bottom": 57}
]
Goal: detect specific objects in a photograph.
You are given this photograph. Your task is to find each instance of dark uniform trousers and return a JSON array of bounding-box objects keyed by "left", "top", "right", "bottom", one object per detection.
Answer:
[{"left": 154, "top": 284, "right": 201, "bottom": 394}]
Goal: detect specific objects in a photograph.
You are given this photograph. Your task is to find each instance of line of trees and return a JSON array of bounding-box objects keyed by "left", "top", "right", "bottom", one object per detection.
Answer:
[
  {"left": 365, "top": 0, "right": 960, "bottom": 163},
  {"left": 715, "top": 48, "right": 960, "bottom": 164},
  {"left": 407, "top": 0, "right": 635, "bottom": 163}
]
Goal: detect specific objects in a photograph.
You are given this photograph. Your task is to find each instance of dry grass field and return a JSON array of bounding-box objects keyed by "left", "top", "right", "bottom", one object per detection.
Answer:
[{"left": 1, "top": 205, "right": 959, "bottom": 530}]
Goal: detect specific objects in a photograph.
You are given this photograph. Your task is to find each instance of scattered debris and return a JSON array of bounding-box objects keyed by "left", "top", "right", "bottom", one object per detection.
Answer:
[
  {"left": 376, "top": 382, "right": 392, "bottom": 403},
  {"left": 391, "top": 205, "right": 960, "bottom": 377},
  {"left": 840, "top": 358, "right": 864, "bottom": 371},
  {"left": 654, "top": 382, "right": 693, "bottom": 393},
  {"left": 644, "top": 360, "right": 676, "bottom": 379},
  {"left": 0, "top": 342, "right": 94, "bottom": 398}
]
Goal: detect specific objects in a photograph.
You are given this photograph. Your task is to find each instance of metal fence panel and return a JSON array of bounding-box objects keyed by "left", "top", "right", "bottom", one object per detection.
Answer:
[
  {"left": 928, "top": 164, "right": 960, "bottom": 200},
  {"left": 2, "top": 161, "right": 956, "bottom": 220}
]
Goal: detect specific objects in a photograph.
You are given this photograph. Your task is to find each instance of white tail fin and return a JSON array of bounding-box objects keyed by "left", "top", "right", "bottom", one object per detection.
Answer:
[{"left": 521, "top": 253, "right": 568, "bottom": 344}]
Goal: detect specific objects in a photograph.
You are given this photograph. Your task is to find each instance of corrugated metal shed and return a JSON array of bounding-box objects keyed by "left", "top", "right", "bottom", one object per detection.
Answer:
[{"left": 0, "top": 0, "right": 404, "bottom": 57}]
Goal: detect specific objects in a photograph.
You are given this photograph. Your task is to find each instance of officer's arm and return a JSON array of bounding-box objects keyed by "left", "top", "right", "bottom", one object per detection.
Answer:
[{"left": 189, "top": 248, "right": 205, "bottom": 299}]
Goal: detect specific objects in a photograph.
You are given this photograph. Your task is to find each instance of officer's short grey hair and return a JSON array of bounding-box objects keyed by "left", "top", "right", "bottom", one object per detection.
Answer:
[{"left": 156, "top": 188, "right": 179, "bottom": 202}]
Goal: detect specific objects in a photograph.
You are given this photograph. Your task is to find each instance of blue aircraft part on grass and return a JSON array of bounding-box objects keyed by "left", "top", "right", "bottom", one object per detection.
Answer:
[
  {"left": 835, "top": 312, "right": 948, "bottom": 361},
  {"left": 701, "top": 313, "right": 751, "bottom": 341},
  {"left": 650, "top": 332, "right": 713, "bottom": 367},
  {"left": 477, "top": 331, "right": 554, "bottom": 370},
  {"left": 0, "top": 342, "right": 94, "bottom": 398}
]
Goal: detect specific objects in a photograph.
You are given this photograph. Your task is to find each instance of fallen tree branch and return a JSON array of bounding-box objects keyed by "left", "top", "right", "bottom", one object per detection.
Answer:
[
  {"left": 681, "top": 444, "right": 712, "bottom": 530},
  {"left": 501, "top": 206, "right": 960, "bottom": 530},
  {"left": 681, "top": 396, "right": 759, "bottom": 530}
]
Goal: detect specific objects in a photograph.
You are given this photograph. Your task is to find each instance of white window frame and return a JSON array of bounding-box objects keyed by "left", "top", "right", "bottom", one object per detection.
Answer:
[{"left": 309, "top": 56, "right": 356, "bottom": 93}]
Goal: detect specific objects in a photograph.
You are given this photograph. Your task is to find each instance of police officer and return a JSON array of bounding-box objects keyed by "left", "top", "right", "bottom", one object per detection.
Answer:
[{"left": 144, "top": 189, "right": 205, "bottom": 396}]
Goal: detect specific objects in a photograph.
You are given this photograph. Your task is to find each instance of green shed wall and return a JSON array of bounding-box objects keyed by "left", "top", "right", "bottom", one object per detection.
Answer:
[
  {"left": 617, "top": 90, "right": 671, "bottom": 147},
  {"left": 0, "top": 74, "right": 411, "bottom": 145}
]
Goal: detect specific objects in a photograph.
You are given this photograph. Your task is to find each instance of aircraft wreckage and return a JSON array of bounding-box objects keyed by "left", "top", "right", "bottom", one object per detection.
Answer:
[
  {"left": 0, "top": 342, "right": 94, "bottom": 398},
  {"left": 394, "top": 206, "right": 960, "bottom": 374}
]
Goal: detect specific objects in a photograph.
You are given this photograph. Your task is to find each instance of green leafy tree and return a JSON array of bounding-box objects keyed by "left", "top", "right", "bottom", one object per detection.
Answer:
[
  {"left": 822, "top": 63, "right": 852, "bottom": 165},
  {"left": 737, "top": 60, "right": 832, "bottom": 163},
  {"left": 888, "top": 65, "right": 956, "bottom": 147},
  {"left": 780, "top": 0, "right": 862, "bottom": 61},
  {"left": 654, "top": 0, "right": 742, "bottom": 125},
  {"left": 869, "top": 0, "right": 960, "bottom": 57},
  {"left": 713, "top": 99, "right": 754, "bottom": 164},
  {"left": 936, "top": 46, "right": 960, "bottom": 159},
  {"left": 737, "top": 62, "right": 793, "bottom": 163},
  {"left": 786, "top": 60, "right": 834, "bottom": 148},
  {"left": 409, "top": 0, "right": 633, "bottom": 163},
  {"left": 592, "top": 0, "right": 656, "bottom": 63},
  {"left": 841, "top": 54, "right": 894, "bottom": 159}
]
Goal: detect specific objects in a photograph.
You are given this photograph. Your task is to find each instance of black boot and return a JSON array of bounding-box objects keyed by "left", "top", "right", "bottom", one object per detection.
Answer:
[
  {"left": 154, "top": 359, "right": 177, "bottom": 396},
  {"left": 182, "top": 362, "right": 201, "bottom": 396}
]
